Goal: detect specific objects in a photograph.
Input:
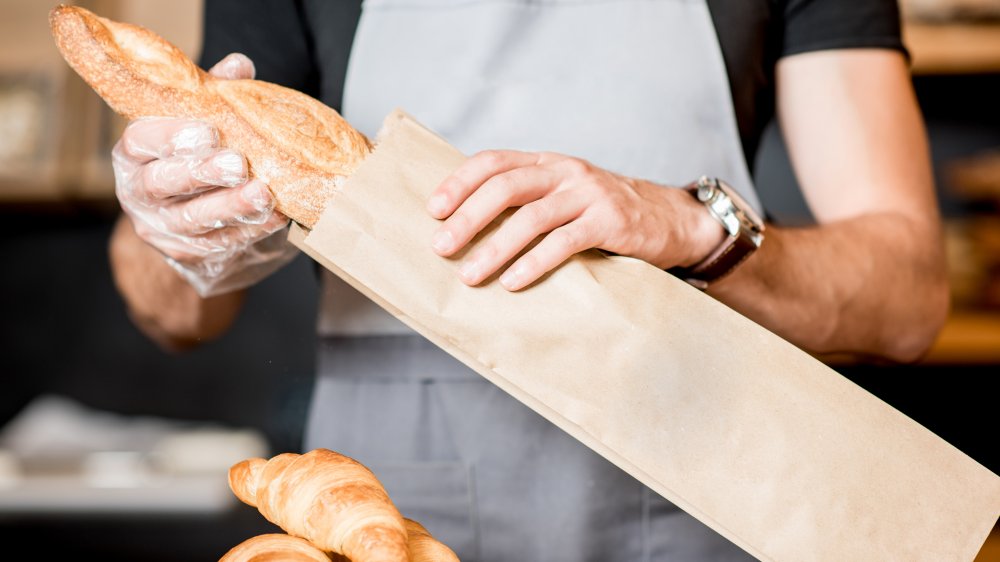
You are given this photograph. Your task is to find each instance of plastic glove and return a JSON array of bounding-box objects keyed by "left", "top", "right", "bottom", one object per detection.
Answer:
[{"left": 111, "top": 53, "right": 297, "bottom": 297}]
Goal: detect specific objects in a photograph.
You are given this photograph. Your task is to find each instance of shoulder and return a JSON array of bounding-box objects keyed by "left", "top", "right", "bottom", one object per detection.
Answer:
[
  {"left": 707, "top": 0, "right": 905, "bottom": 58},
  {"left": 775, "top": 0, "right": 906, "bottom": 58}
]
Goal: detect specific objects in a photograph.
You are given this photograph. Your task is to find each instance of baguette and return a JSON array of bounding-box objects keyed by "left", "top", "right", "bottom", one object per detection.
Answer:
[{"left": 49, "top": 4, "right": 372, "bottom": 227}]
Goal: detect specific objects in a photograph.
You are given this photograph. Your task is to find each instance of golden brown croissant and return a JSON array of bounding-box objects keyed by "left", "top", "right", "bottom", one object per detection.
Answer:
[
  {"left": 49, "top": 4, "right": 372, "bottom": 227},
  {"left": 228, "top": 449, "right": 411, "bottom": 562},
  {"left": 221, "top": 522, "right": 459, "bottom": 562},
  {"left": 404, "top": 519, "right": 460, "bottom": 562},
  {"left": 219, "top": 533, "right": 342, "bottom": 562},
  {"left": 219, "top": 519, "right": 459, "bottom": 562}
]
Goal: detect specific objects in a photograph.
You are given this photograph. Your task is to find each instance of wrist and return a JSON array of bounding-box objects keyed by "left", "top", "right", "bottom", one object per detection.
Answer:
[
  {"left": 674, "top": 185, "right": 728, "bottom": 268},
  {"left": 109, "top": 214, "right": 241, "bottom": 349},
  {"left": 175, "top": 224, "right": 297, "bottom": 297},
  {"left": 669, "top": 177, "right": 766, "bottom": 289}
]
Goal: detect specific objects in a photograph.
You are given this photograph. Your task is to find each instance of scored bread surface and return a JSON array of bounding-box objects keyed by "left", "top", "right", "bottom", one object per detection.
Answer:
[{"left": 49, "top": 4, "right": 372, "bottom": 227}]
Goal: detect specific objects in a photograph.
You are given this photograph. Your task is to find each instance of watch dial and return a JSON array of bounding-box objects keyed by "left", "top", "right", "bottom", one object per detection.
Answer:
[{"left": 718, "top": 180, "right": 764, "bottom": 228}]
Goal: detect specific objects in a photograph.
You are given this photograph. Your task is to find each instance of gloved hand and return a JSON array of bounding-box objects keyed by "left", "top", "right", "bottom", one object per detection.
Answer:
[{"left": 111, "top": 53, "right": 297, "bottom": 297}]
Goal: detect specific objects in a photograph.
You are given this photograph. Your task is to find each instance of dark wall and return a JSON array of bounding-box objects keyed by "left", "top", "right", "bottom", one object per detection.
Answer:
[
  {"left": 0, "top": 206, "right": 320, "bottom": 455},
  {"left": 0, "top": 205, "right": 320, "bottom": 560}
]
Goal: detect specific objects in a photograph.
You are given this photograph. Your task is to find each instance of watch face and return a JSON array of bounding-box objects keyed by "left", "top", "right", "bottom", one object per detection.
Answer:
[
  {"left": 695, "top": 177, "right": 716, "bottom": 202},
  {"left": 716, "top": 180, "right": 764, "bottom": 230},
  {"left": 674, "top": 177, "right": 766, "bottom": 288}
]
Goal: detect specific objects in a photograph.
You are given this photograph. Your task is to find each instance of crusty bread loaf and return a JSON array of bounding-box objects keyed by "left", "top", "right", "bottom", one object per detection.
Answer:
[{"left": 49, "top": 4, "right": 372, "bottom": 227}]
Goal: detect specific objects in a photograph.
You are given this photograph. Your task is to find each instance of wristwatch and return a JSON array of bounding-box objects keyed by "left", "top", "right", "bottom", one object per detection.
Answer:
[{"left": 670, "top": 176, "right": 765, "bottom": 290}]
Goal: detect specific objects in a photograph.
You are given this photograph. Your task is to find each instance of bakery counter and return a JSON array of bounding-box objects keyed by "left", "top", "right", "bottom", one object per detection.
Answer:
[
  {"left": 0, "top": 467, "right": 233, "bottom": 517},
  {"left": 0, "top": 395, "right": 269, "bottom": 517},
  {"left": 0, "top": 395, "right": 282, "bottom": 560}
]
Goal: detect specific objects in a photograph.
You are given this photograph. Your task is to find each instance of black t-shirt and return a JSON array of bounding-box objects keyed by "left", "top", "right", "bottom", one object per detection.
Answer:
[{"left": 200, "top": 0, "right": 905, "bottom": 168}]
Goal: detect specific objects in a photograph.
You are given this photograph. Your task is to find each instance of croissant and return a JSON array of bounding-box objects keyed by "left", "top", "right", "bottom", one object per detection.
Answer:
[
  {"left": 49, "top": 4, "right": 372, "bottom": 227},
  {"left": 220, "top": 522, "right": 459, "bottom": 562},
  {"left": 219, "top": 533, "right": 344, "bottom": 562},
  {"left": 228, "top": 449, "right": 411, "bottom": 562},
  {"left": 404, "top": 519, "right": 460, "bottom": 562}
]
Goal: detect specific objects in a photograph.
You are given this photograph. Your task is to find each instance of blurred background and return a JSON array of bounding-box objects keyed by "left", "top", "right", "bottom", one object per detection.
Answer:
[{"left": 0, "top": 0, "right": 997, "bottom": 560}]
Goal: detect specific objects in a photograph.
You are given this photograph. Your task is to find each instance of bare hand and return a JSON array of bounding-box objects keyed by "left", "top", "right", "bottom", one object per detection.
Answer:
[{"left": 426, "top": 150, "right": 723, "bottom": 290}]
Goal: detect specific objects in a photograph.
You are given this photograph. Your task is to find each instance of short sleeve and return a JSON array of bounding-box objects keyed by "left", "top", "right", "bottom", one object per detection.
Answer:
[
  {"left": 199, "top": 0, "right": 319, "bottom": 97},
  {"left": 781, "top": 0, "right": 908, "bottom": 59}
]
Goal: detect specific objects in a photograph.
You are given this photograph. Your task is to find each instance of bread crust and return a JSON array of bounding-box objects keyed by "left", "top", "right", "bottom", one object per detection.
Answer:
[
  {"left": 219, "top": 534, "right": 339, "bottom": 562},
  {"left": 404, "top": 519, "right": 460, "bottom": 562},
  {"left": 50, "top": 4, "right": 371, "bottom": 227},
  {"left": 228, "top": 450, "right": 410, "bottom": 562}
]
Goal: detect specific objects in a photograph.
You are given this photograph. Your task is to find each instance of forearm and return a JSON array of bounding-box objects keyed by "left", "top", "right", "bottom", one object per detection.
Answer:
[
  {"left": 109, "top": 214, "right": 246, "bottom": 351},
  {"left": 708, "top": 212, "right": 949, "bottom": 363}
]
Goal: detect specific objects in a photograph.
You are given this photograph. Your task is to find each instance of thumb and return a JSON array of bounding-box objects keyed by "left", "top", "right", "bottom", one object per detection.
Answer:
[{"left": 208, "top": 52, "right": 256, "bottom": 80}]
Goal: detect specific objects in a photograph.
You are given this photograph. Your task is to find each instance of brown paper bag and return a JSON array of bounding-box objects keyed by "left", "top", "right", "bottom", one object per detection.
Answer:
[{"left": 289, "top": 109, "right": 1000, "bottom": 562}]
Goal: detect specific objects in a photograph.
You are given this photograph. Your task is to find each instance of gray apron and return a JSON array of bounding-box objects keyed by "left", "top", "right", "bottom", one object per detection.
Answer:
[{"left": 305, "top": 1, "right": 761, "bottom": 560}]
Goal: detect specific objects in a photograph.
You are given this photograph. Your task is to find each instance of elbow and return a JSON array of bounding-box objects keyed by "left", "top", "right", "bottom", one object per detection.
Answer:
[
  {"left": 874, "top": 214, "right": 953, "bottom": 364},
  {"left": 879, "top": 270, "right": 951, "bottom": 364},
  {"left": 126, "top": 301, "right": 233, "bottom": 353},
  {"left": 122, "top": 285, "right": 246, "bottom": 353}
]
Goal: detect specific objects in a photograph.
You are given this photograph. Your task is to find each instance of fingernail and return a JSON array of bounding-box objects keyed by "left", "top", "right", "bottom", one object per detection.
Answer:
[
  {"left": 500, "top": 265, "right": 525, "bottom": 290},
  {"left": 212, "top": 151, "right": 246, "bottom": 185},
  {"left": 427, "top": 194, "right": 448, "bottom": 216},
  {"left": 241, "top": 180, "right": 273, "bottom": 212},
  {"left": 220, "top": 55, "right": 245, "bottom": 78},
  {"left": 432, "top": 230, "right": 454, "bottom": 254},
  {"left": 236, "top": 181, "right": 272, "bottom": 225},
  {"left": 171, "top": 124, "right": 217, "bottom": 155},
  {"left": 221, "top": 53, "right": 255, "bottom": 79},
  {"left": 459, "top": 259, "right": 481, "bottom": 284}
]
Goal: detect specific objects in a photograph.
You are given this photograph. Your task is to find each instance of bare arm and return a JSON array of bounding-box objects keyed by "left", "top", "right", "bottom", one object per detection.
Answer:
[
  {"left": 710, "top": 50, "right": 949, "bottom": 362},
  {"left": 109, "top": 214, "right": 246, "bottom": 351}
]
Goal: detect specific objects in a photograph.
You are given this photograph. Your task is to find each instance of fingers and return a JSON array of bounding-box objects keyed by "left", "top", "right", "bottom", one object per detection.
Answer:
[
  {"left": 431, "top": 166, "right": 559, "bottom": 257},
  {"left": 112, "top": 117, "right": 275, "bottom": 273},
  {"left": 137, "top": 208, "right": 288, "bottom": 265},
  {"left": 208, "top": 52, "right": 256, "bottom": 80},
  {"left": 139, "top": 150, "right": 247, "bottom": 199},
  {"left": 427, "top": 150, "right": 541, "bottom": 219},
  {"left": 499, "top": 221, "right": 596, "bottom": 291},
  {"left": 118, "top": 118, "right": 219, "bottom": 164},
  {"left": 427, "top": 150, "right": 630, "bottom": 291},
  {"left": 456, "top": 190, "right": 584, "bottom": 286},
  {"left": 157, "top": 179, "right": 276, "bottom": 236}
]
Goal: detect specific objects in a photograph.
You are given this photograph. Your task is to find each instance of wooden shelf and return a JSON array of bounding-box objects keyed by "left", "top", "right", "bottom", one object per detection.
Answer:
[
  {"left": 920, "top": 310, "right": 1000, "bottom": 364},
  {"left": 817, "top": 310, "right": 1000, "bottom": 367},
  {"left": 975, "top": 523, "right": 1000, "bottom": 562},
  {"left": 904, "top": 21, "right": 1000, "bottom": 74}
]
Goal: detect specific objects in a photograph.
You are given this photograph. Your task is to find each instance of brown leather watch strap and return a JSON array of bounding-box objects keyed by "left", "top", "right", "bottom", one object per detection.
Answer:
[
  {"left": 680, "top": 228, "right": 758, "bottom": 288},
  {"left": 668, "top": 177, "right": 764, "bottom": 290}
]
